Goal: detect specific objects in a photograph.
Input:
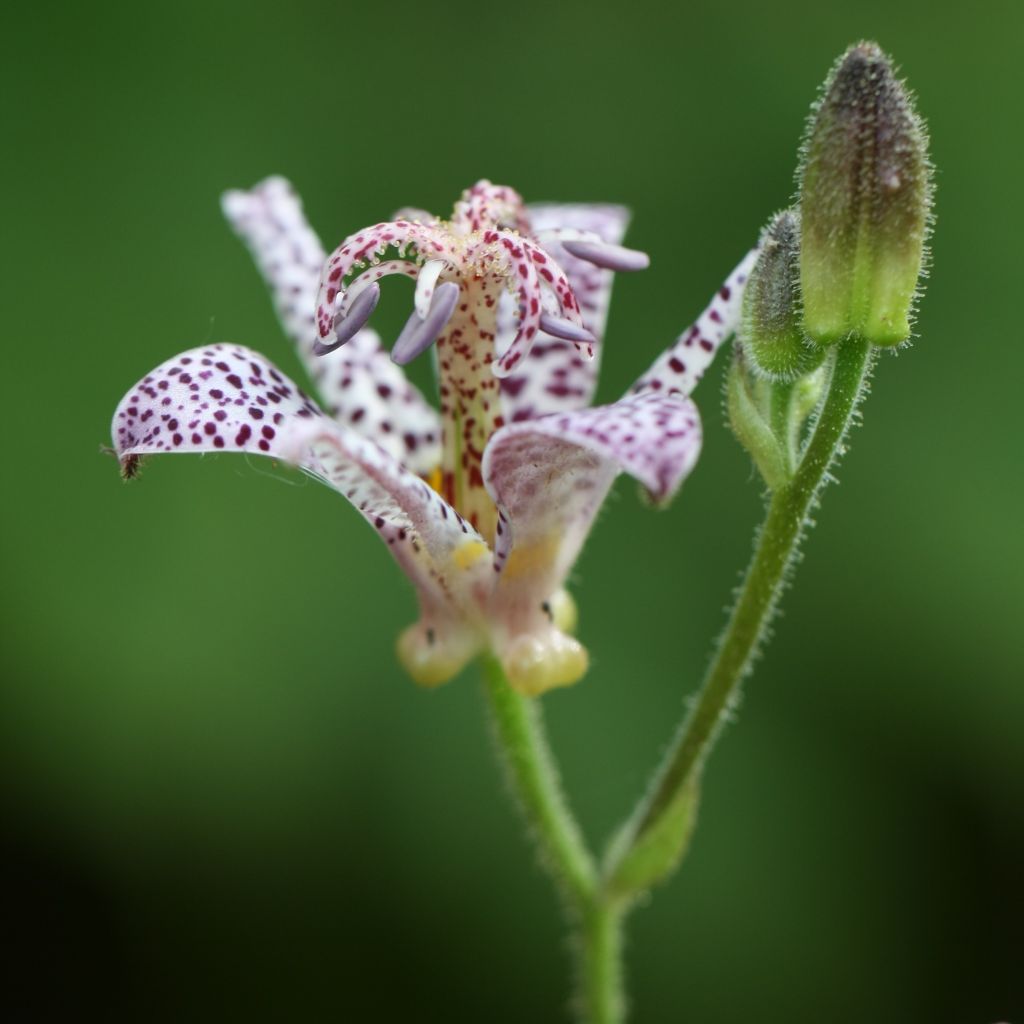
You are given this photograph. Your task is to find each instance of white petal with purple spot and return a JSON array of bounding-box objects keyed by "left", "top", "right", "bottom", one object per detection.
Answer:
[
  {"left": 482, "top": 391, "right": 702, "bottom": 609},
  {"left": 112, "top": 344, "right": 323, "bottom": 475},
  {"left": 632, "top": 249, "right": 758, "bottom": 398}
]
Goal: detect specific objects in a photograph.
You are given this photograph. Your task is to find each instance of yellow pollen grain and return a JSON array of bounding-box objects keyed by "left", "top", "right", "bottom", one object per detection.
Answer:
[{"left": 453, "top": 539, "right": 490, "bottom": 571}]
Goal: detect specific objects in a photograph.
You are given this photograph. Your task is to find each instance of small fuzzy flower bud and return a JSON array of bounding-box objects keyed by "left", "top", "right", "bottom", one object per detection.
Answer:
[
  {"left": 741, "top": 210, "right": 824, "bottom": 381},
  {"left": 799, "top": 42, "right": 931, "bottom": 347}
]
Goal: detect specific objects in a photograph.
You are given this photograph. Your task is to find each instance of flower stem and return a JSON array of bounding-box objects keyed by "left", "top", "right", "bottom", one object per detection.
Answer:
[
  {"left": 576, "top": 900, "right": 625, "bottom": 1024},
  {"left": 483, "top": 334, "right": 873, "bottom": 1022},
  {"left": 480, "top": 653, "right": 597, "bottom": 910},
  {"left": 481, "top": 655, "right": 627, "bottom": 1022},
  {"left": 607, "top": 333, "right": 873, "bottom": 870},
  {"left": 769, "top": 377, "right": 797, "bottom": 474}
]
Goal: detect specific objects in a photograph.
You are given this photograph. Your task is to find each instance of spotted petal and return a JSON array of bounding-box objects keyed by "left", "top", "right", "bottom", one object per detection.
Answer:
[
  {"left": 500, "top": 204, "right": 631, "bottom": 422},
  {"left": 632, "top": 249, "right": 759, "bottom": 398},
  {"left": 222, "top": 177, "right": 442, "bottom": 475},
  {"left": 221, "top": 177, "right": 325, "bottom": 364},
  {"left": 483, "top": 391, "right": 702, "bottom": 616},
  {"left": 112, "top": 343, "right": 491, "bottom": 679},
  {"left": 111, "top": 343, "right": 323, "bottom": 476},
  {"left": 283, "top": 417, "right": 495, "bottom": 685}
]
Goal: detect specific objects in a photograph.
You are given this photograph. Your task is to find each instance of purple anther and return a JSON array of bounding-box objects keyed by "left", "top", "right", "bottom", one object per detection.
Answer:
[
  {"left": 539, "top": 313, "right": 597, "bottom": 346},
  {"left": 562, "top": 240, "right": 651, "bottom": 272},
  {"left": 391, "top": 282, "right": 461, "bottom": 365},
  {"left": 314, "top": 283, "right": 381, "bottom": 355}
]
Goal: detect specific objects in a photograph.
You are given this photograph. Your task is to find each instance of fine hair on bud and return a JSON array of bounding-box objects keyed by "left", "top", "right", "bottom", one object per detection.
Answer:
[
  {"left": 740, "top": 209, "right": 824, "bottom": 382},
  {"left": 798, "top": 41, "right": 933, "bottom": 348}
]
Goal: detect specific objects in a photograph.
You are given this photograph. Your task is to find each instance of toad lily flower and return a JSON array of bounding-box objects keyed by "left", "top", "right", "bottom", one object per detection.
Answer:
[{"left": 111, "top": 178, "right": 755, "bottom": 696}]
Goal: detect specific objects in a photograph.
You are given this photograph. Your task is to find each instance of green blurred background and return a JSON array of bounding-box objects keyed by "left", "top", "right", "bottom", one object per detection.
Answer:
[{"left": 2, "top": 0, "right": 1021, "bottom": 1019}]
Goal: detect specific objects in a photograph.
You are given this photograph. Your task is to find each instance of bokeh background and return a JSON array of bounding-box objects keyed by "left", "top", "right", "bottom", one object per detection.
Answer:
[{"left": 2, "top": 0, "right": 1021, "bottom": 1020}]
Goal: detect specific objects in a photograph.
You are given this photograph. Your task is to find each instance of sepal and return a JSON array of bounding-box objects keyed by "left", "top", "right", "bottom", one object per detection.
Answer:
[
  {"left": 605, "top": 779, "right": 699, "bottom": 902},
  {"left": 726, "top": 353, "right": 789, "bottom": 491}
]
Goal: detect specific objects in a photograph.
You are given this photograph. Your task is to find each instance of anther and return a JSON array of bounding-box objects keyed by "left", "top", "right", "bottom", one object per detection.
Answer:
[
  {"left": 539, "top": 313, "right": 597, "bottom": 346},
  {"left": 562, "top": 240, "right": 650, "bottom": 272},
  {"left": 391, "top": 282, "right": 461, "bottom": 365},
  {"left": 313, "top": 283, "right": 381, "bottom": 355}
]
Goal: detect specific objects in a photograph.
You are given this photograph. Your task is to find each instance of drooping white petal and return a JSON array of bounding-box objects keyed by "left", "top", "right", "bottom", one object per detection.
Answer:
[
  {"left": 112, "top": 344, "right": 491, "bottom": 673},
  {"left": 282, "top": 417, "right": 493, "bottom": 616},
  {"left": 482, "top": 391, "right": 702, "bottom": 616},
  {"left": 284, "top": 417, "right": 496, "bottom": 685},
  {"left": 111, "top": 343, "right": 323, "bottom": 474},
  {"left": 222, "top": 177, "right": 442, "bottom": 474},
  {"left": 221, "top": 176, "right": 325, "bottom": 364},
  {"left": 500, "top": 204, "right": 631, "bottom": 421},
  {"left": 631, "top": 249, "right": 759, "bottom": 398}
]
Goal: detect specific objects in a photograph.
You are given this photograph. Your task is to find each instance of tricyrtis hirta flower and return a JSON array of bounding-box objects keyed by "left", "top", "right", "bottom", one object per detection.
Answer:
[{"left": 112, "top": 178, "right": 755, "bottom": 695}]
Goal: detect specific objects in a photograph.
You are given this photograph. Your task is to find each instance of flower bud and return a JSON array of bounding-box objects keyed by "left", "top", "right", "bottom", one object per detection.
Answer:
[
  {"left": 799, "top": 42, "right": 931, "bottom": 347},
  {"left": 741, "top": 209, "right": 824, "bottom": 381}
]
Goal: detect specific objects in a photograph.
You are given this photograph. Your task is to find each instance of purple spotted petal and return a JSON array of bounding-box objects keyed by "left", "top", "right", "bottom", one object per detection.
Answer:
[
  {"left": 282, "top": 417, "right": 494, "bottom": 617},
  {"left": 222, "top": 176, "right": 442, "bottom": 476},
  {"left": 221, "top": 177, "right": 325, "bottom": 365},
  {"left": 112, "top": 344, "right": 487, "bottom": 619},
  {"left": 632, "top": 249, "right": 759, "bottom": 398},
  {"left": 112, "top": 343, "right": 323, "bottom": 476},
  {"left": 501, "top": 204, "right": 630, "bottom": 422},
  {"left": 482, "top": 391, "right": 702, "bottom": 611}
]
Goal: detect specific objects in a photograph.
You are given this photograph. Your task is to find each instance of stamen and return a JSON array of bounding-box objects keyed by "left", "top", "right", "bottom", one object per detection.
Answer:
[
  {"left": 539, "top": 313, "right": 597, "bottom": 346},
  {"left": 415, "top": 259, "right": 447, "bottom": 319},
  {"left": 313, "top": 282, "right": 380, "bottom": 355},
  {"left": 562, "top": 239, "right": 650, "bottom": 272},
  {"left": 392, "top": 282, "right": 461, "bottom": 365}
]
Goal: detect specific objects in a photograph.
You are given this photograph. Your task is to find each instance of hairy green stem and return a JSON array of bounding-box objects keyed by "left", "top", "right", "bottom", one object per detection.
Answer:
[
  {"left": 482, "top": 334, "right": 873, "bottom": 1023},
  {"left": 576, "top": 901, "right": 625, "bottom": 1024},
  {"left": 481, "top": 656, "right": 626, "bottom": 1021},
  {"left": 481, "top": 653, "right": 597, "bottom": 909},
  {"left": 608, "top": 333, "right": 873, "bottom": 867}
]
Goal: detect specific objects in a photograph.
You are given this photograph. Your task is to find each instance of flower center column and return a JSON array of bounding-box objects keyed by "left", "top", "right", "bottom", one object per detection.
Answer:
[{"left": 436, "top": 259, "right": 506, "bottom": 544}]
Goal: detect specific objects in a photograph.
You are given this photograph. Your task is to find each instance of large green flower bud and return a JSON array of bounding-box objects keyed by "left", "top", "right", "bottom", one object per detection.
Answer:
[{"left": 799, "top": 42, "right": 932, "bottom": 347}]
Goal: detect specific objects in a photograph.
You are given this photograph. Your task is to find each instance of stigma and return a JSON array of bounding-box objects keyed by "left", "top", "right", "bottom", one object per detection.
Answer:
[{"left": 312, "top": 181, "right": 649, "bottom": 539}]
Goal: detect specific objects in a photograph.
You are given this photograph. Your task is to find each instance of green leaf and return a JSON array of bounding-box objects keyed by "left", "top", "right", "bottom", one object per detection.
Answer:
[{"left": 606, "top": 779, "right": 699, "bottom": 900}]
